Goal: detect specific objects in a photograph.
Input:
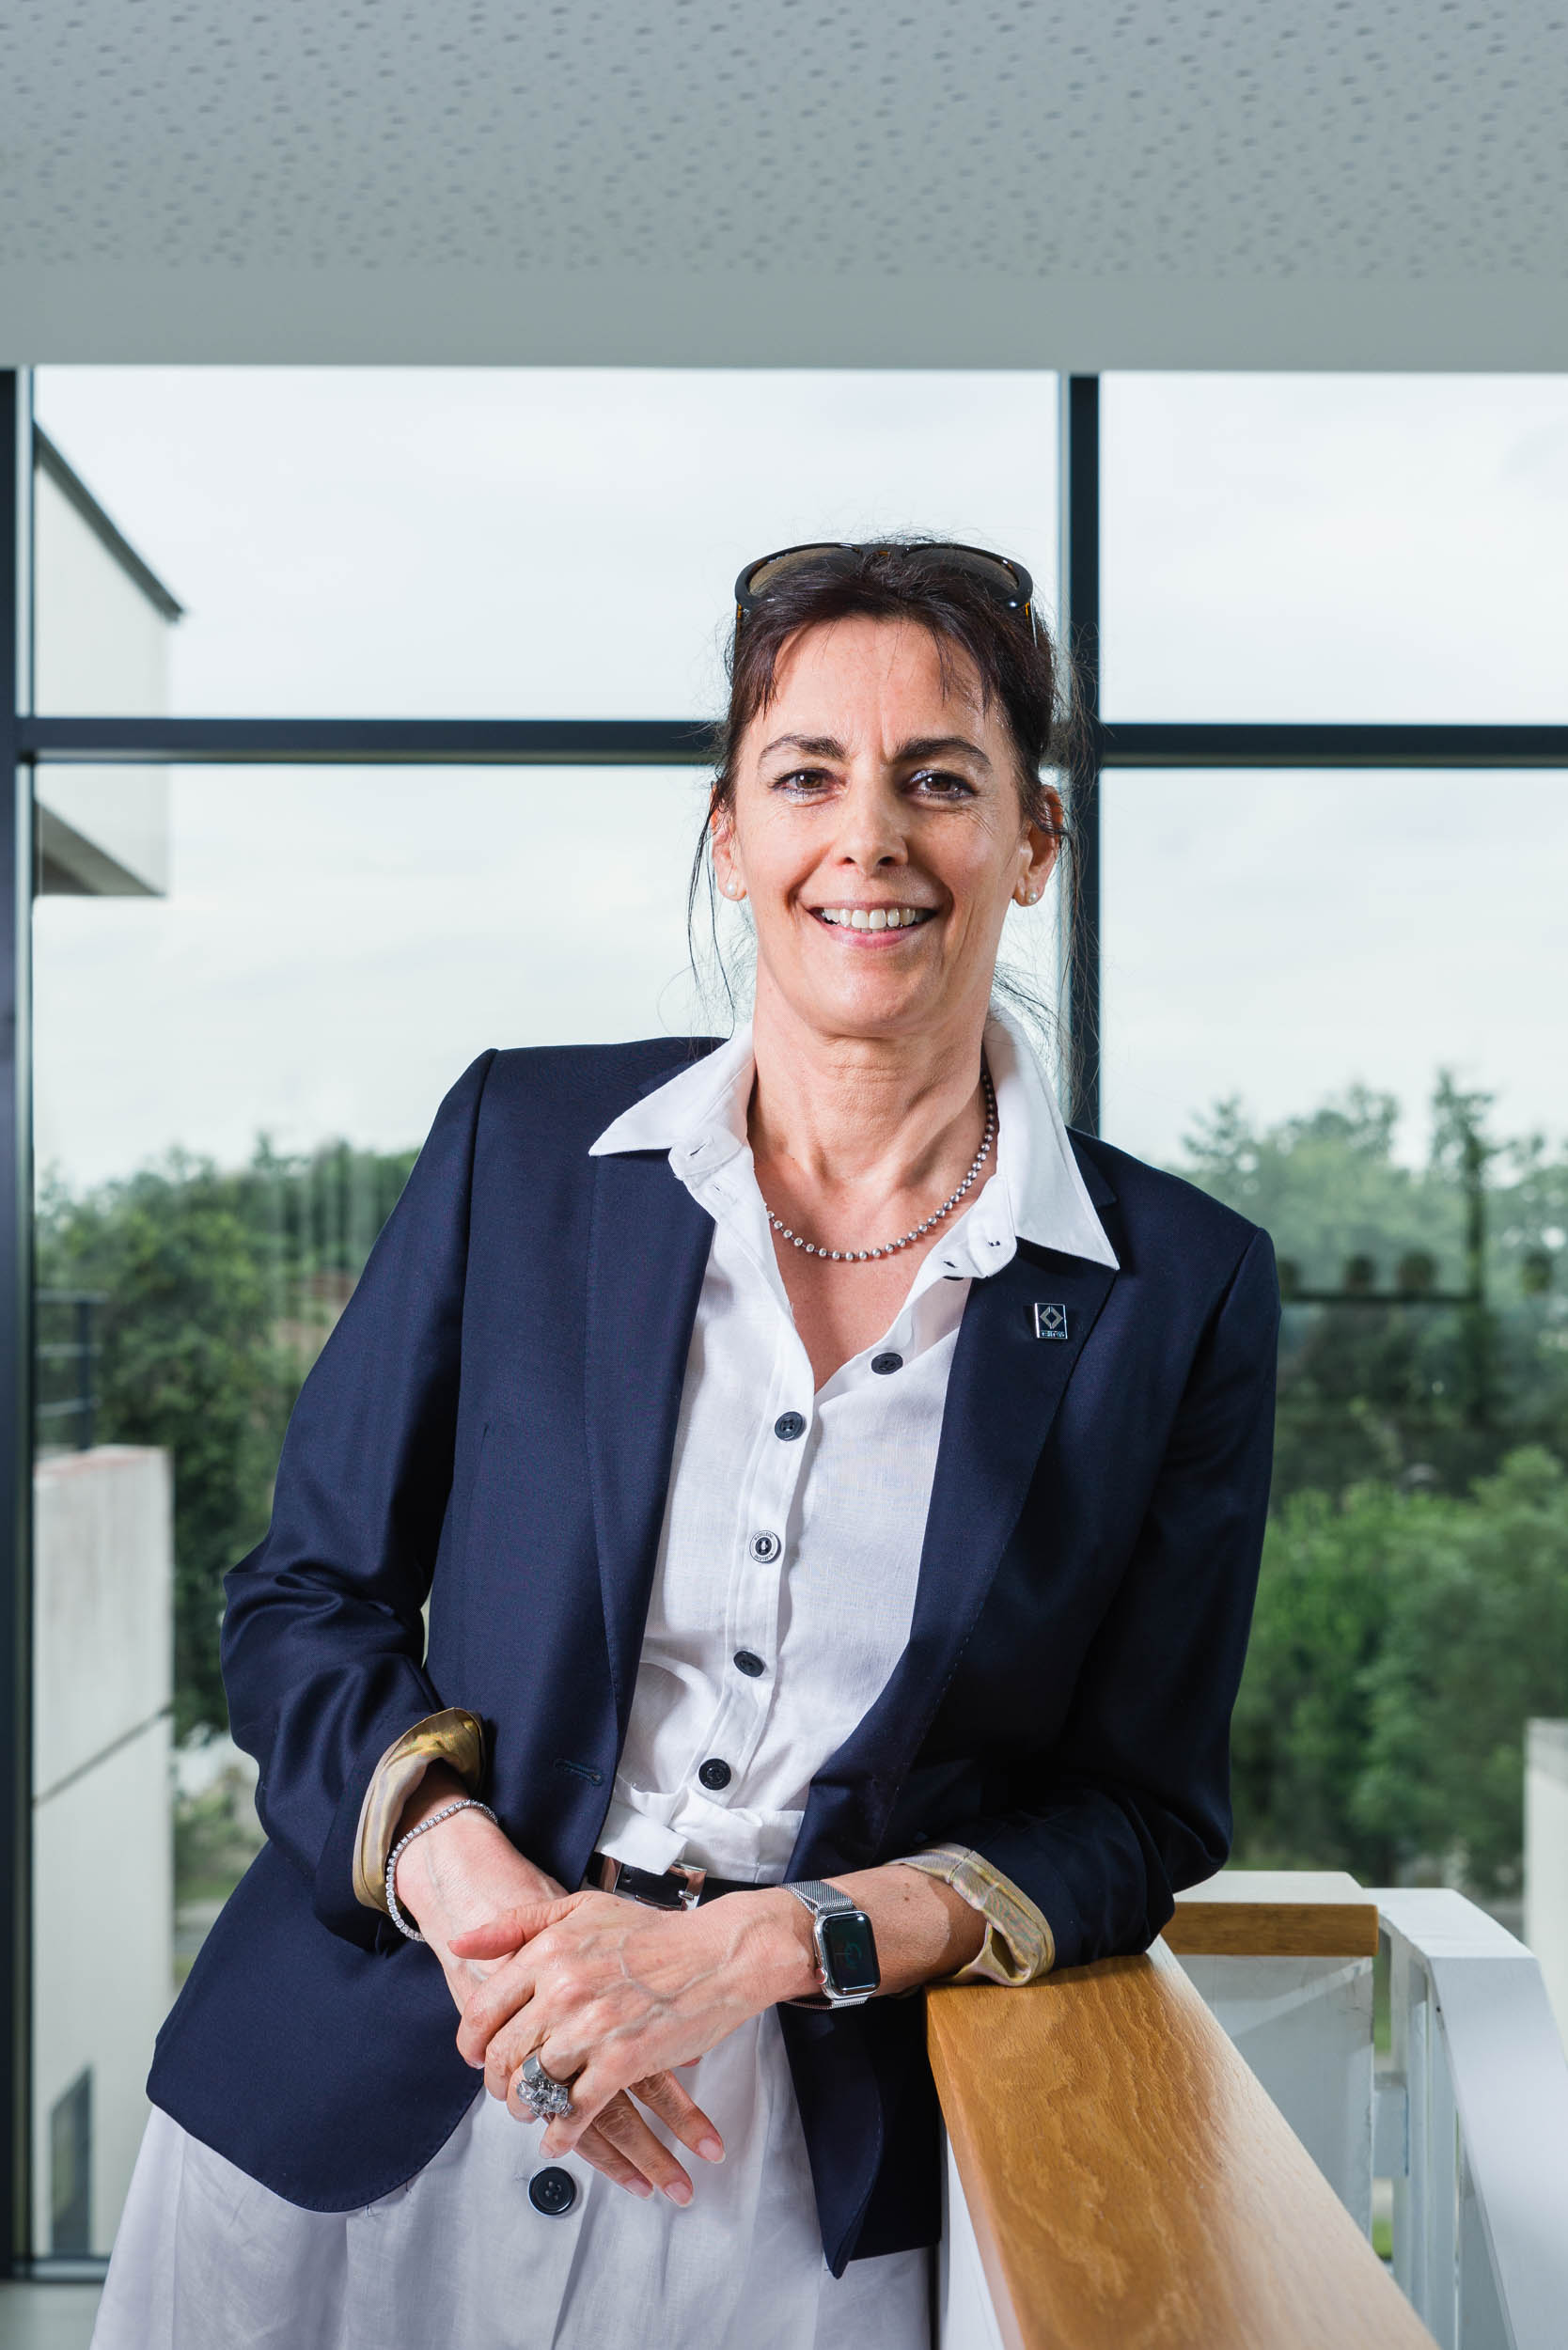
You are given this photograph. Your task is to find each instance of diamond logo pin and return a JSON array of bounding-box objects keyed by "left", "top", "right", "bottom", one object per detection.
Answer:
[{"left": 1033, "top": 1302, "right": 1068, "bottom": 1341}]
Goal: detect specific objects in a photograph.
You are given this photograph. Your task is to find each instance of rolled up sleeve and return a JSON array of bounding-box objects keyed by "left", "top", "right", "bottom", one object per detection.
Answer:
[
  {"left": 352, "top": 1706, "right": 488, "bottom": 1913},
  {"left": 898, "top": 1844, "right": 1056, "bottom": 1983}
]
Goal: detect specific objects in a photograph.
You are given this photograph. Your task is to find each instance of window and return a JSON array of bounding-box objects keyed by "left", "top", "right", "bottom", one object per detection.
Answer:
[
  {"left": 35, "top": 368, "right": 1058, "bottom": 719},
  {"left": 8, "top": 364, "right": 1565, "bottom": 2264},
  {"left": 1102, "top": 374, "right": 1568, "bottom": 723}
]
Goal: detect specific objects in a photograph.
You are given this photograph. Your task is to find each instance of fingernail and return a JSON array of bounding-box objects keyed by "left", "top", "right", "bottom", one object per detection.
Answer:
[
  {"left": 628, "top": 2179, "right": 653, "bottom": 2199},
  {"left": 697, "top": 2137, "right": 724, "bottom": 2163},
  {"left": 664, "top": 2178, "right": 693, "bottom": 2206}
]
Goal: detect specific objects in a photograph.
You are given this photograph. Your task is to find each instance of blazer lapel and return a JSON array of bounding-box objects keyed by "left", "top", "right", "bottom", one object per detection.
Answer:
[
  {"left": 584, "top": 1150, "right": 714, "bottom": 1734},
  {"left": 791, "top": 1238, "right": 1119, "bottom": 1874}
]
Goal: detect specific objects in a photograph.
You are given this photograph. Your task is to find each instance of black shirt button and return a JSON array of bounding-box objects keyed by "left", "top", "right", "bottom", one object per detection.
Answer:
[
  {"left": 698, "top": 1757, "right": 732, "bottom": 1791},
  {"left": 733, "top": 1650, "right": 765, "bottom": 1678},
  {"left": 870, "top": 1352, "right": 903, "bottom": 1375},
  {"left": 774, "top": 1411, "right": 806, "bottom": 1441},
  {"left": 528, "top": 2166, "right": 577, "bottom": 2217},
  {"left": 749, "top": 1530, "right": 782, "bottom": 1562}
]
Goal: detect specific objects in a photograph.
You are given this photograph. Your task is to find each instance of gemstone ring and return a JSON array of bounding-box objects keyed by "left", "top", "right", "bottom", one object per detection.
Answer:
[{"left": 517, "top": 2052, "right": 576, "bottom": 2123}]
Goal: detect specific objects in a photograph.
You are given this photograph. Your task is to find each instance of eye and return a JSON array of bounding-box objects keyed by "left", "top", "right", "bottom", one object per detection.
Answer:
[
  {"left": 769, "top": 766, "right": 837, "bottom": 795},
  {"left": 908, "top": 768, "right": 977, "bottom": 800}
]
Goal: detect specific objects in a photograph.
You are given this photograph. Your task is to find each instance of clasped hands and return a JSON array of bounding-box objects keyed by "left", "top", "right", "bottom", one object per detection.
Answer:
[
  {"left": 449, "top": 1883, "right": 818, "bottom": 2178},
  {"left": 395, "top": 1783, "right": 820, "bottom": 2206}
]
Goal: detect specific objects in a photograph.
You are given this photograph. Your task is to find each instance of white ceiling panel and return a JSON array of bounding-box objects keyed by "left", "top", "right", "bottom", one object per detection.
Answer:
[{"left": 1, "top": 0, "right": 1564, "bottom": 365}]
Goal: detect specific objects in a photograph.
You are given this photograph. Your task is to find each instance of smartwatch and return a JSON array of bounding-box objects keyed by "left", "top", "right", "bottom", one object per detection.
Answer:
[{"left": 783, "top": 1879, "right": 881, "bottom": 2008}]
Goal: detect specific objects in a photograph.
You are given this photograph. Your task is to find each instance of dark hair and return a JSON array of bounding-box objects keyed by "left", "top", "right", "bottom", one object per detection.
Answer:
[{"left": 687, "top": 537, "right": 1081, "bottom": 1027}]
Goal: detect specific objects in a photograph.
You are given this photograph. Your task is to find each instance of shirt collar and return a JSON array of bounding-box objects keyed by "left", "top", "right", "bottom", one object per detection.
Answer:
[
  {"left": 588, "top": 1003, "right": 1119, "bottom": 1272},
  {"left": 983, "top": 1003, "right": 1120, "bottom": 1266}
]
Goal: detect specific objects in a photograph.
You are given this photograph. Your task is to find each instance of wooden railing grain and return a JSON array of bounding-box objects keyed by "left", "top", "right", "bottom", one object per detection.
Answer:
[
  {"left": 1165, "top": 1868, "right": 1381, "bottom": 1958},
  {"left": 927, "top": 1943, "right": 1435, "bottom": 2350}
]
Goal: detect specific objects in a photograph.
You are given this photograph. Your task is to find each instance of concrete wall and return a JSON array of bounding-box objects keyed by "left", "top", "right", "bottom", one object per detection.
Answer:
[
  {"left": 33, "top": 456, "right": 171, "bottom": 898},
  {"left": 1525, "top": 1720, "right": 1568, "bottom": 2054},
  {"left": 32, "top": 1446, "right": 174, "bottom": 2259}
]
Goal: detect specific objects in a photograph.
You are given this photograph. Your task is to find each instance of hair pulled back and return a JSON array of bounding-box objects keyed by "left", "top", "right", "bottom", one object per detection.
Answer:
[{"left": 709, "top": 537, "right": 1075, "bottom": 838}]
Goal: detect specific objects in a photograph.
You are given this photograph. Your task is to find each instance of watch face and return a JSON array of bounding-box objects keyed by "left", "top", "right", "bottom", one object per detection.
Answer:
[{"left": 820, "top": 1909, "right": 880, "bottom": 1998}]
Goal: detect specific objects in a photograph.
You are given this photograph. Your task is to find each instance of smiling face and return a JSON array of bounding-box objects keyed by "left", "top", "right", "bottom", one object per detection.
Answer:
[{"left": 712, "top": 617, "right": 1059, "bottom": 1050}]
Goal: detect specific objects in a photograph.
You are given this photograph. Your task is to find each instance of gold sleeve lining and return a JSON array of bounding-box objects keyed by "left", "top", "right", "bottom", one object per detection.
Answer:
[
  {"left": 898, "top": 1842, "right": 1056, "bottom": 1984},
  {"left": 351, "top": 1707, "right": 487, "bottom": 1914}
]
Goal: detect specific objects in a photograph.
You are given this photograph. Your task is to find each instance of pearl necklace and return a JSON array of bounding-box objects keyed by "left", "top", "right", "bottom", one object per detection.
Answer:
[{"left": 761, "top": 1064, "right": 997, "bottom": 1263}]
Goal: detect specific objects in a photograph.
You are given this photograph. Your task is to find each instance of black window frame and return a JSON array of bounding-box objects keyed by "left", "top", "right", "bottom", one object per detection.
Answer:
[{"left": 3, "top": 364, "right": 1566, "bottom": 2274}]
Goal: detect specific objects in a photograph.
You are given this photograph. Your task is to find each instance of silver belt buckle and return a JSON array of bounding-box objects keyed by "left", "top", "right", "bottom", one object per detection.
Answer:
[{"left": 590, "top": 1854, "right": 708, "bottom": 1910}]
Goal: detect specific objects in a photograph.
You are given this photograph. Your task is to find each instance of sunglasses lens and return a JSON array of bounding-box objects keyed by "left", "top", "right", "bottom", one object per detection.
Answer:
[
  {"left": 736, "top": 540, "right": 1033, "bottom": 620},
  {"left": 743, "top": 544, "right": 847, "bottom": 600},
  {"left": 937, "top": 546, "right": 1030, "bottom": 606}
]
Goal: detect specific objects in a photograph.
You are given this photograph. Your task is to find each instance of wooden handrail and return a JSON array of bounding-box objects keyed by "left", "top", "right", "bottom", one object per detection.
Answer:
[
  {"left": 1166, "top": 1867, "right": 1380, "bottom": 1958},
  {"left": 927, "top": 1943, "right": 1435, "bottom": 2350}
]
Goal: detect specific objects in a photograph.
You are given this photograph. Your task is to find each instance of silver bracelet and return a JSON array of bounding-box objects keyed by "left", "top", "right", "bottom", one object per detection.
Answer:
[{"left": 384, "top": 1797, "right": 498, "bottom": 1943}]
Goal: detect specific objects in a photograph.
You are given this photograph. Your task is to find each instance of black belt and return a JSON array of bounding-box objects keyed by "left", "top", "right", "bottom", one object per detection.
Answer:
[{"left": 588, "top": 1852, "right": 754, "bottom": 1911}]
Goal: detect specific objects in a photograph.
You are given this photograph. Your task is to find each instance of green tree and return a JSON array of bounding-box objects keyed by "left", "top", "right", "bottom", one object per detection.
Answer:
[
  {"left": 37, "top": 1136, "right": 418, "bottom": 1740},
  {"left": 1231, "top": 1479, "right": 1404, "bottom": 1881},
  {"left": 1353, "top": 1449, "right": 1568, "bottom": 1894},
  {"left": 39, "top": 1158, "right": 290, "bottom": 1739},
  {"left": 1175, "top": 1076, "right": 1568, "bottom": 1499},
  {"left": 1231, "top": 1450, "right": 1568, "bottom": 1892}
]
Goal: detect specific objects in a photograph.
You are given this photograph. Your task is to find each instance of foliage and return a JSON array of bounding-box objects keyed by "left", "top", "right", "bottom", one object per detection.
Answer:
[
  {"left": 1182, "top": 1079, "right": 1568, "bottom": 1888},
  {"left": 1233, "top": 1450, "right": 1568, "bottom": 1894},
  {"left": 37, "top": 1137, "right": 415, "bottom": 1741},
  {"left": 1176, "top": 1075, "right": 1568, "bottom": 1501},
  {"left": 1231, "top": 1478, "right": 1406, "bottom": 1882}
]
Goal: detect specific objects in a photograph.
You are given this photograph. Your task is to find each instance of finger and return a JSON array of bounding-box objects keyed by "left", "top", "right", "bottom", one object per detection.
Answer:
[
  {"left": 632, "top": 2070, "right": 725, "bottom": 2165},
  {"left": 456, "top": 1949, "right": 542, "bottom": 2066},
  {"left": 590, "top": 2091, "right": 695, "bottom": 2205},
  {"left": 489, "top": 2007, "right": 549, "bottom": 2108},
  {"left": 448, "top": 1898, "right": 567, "bottom": 1961},
  {"left": 572, "top": 2120, "right": 654, "bottom": 2200},
  {"left": 538, "top": 2057, "right": 618, "bottom": 2157}
]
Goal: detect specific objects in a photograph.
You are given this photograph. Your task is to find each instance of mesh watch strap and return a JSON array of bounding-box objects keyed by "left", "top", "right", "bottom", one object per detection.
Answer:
[{"left": 785, "top": 1878, "right": 855, "bottom": 1919}]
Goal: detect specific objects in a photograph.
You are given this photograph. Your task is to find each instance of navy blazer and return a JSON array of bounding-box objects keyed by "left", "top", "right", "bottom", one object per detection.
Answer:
[{"left": 147, "top": 1038, "right": 1278, "bottom": 2276}]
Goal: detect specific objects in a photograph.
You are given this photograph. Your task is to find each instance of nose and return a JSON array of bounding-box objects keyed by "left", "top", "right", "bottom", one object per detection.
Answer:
[{"left": 831, "top": 770, "right": 908, "bottom": 872}]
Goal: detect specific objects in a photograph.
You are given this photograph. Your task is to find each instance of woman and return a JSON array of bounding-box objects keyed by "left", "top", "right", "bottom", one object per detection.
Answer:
[{"left": 94, "top": 540, "right": 1278, "bottom": 2349}]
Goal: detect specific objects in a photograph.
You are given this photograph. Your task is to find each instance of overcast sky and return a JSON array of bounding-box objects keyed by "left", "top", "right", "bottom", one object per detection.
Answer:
[{"left": 31, "top": 367, "right": 1568, "bottom": 1188}]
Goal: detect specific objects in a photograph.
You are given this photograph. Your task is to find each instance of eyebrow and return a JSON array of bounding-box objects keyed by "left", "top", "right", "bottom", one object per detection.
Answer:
[{"left": 759, "top": 731, "right": 993, "bottom": 770}]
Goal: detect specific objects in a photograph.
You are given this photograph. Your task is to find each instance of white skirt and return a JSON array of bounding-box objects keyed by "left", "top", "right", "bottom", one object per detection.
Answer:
[{"left": 91, "top": 2004, "right": 930, "bottom": 2350}]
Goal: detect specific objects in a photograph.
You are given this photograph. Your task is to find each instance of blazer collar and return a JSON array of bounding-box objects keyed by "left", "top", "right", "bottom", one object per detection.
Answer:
[{"left": 583, "top": 1149, "right": 714, "bottom": 1734}]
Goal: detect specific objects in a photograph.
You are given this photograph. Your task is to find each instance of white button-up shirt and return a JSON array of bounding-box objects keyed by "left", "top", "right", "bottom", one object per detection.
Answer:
[{"left": 588, "top": 1004, "right": 1119, "bottom": 1888}]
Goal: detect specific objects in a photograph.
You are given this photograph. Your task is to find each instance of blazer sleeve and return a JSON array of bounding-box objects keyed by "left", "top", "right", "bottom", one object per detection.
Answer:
[
  {"left": 939, "top": 1222, "right": 1280, "bottom": 1972},
  {"left": 219, "top": 1049, "right": 496, "bottom": 1953}
]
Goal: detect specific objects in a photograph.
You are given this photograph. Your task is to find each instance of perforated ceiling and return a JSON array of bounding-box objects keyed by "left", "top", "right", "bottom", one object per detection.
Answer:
[{"left": 1, "top": 0, "right": 1564, "bottom": 365}]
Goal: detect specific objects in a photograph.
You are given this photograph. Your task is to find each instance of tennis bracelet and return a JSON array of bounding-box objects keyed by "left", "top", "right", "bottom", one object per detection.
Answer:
[{"left": 384, "top": 1797, "right": 499, "bottom": 1942}]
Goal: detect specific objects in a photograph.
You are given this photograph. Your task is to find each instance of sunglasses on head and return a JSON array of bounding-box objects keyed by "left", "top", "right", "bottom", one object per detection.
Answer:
[{"left": 733, "top": 540, "right": 1037, "bottom": 637}]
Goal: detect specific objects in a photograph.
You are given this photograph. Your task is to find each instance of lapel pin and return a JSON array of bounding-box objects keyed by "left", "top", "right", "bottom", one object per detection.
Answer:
[{"left": 1033, "top": 1302, "right": 1068, "bottom": 1341}]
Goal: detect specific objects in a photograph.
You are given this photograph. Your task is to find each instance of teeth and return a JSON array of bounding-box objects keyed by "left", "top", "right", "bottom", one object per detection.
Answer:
[{"left": 818, "top": 906, "right": 929, "bottom": 930}]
